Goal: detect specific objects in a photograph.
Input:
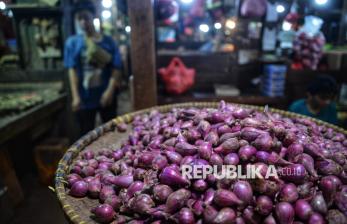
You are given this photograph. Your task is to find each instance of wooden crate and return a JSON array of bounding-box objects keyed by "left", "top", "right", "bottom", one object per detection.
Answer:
[{"left": 34, "top": 138, "right": 69, "bottom": 186}]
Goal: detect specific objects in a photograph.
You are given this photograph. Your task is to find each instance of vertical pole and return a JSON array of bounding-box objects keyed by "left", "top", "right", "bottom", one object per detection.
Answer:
[
  {"left": 338, "top": 0, "right": 347, "bottom": 44},
  {"left": 128, "top": 0, "right": 157, "bottom": 110}
]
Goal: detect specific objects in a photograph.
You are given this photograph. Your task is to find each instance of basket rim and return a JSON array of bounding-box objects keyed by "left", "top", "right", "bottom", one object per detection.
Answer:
[{"left": 55, "top": 101, "right": 347, "bottom": 224}]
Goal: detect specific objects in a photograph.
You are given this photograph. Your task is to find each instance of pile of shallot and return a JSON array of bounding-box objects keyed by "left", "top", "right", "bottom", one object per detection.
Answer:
[{"left": 65, "top": 101, "right": 347, "bottom": 223}]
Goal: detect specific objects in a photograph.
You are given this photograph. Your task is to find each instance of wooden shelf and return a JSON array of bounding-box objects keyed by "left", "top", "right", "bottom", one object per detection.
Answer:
[
  {"left": 158, "top": 93, "right": 288, "bottom": 109},
  {"left": 258, "top": 55, "right": 289, "bottom": 64},
  {"left": 9, "top": 5, "right": 62, "bottom": 17}
]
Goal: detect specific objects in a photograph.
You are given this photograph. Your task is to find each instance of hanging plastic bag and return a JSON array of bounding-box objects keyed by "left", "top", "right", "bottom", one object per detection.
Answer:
[
  {"left": 300, "top": 16, "right": 324, "bottom": 37},
  {"left": 159, "top": 57, "right": 196, "bottom": 95},
  {"left": 240, "top": 0, "right": 267, "bottom": 18},
  {"left": 292, "top": 16, "right": 325, "bottom": 70}
]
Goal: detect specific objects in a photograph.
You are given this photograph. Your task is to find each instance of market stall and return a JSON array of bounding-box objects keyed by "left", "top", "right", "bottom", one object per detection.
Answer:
[
  {"left": 1, "top": 0, "right": 347, "bottom": 223},
  {"left": 0, "top": 77, "right": 66, "bottom": 205}
]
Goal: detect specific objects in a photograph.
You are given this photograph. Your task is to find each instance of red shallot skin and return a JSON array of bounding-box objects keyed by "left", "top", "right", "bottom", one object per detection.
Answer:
[
  {"left": 275, "top": 202, "right": 295, "bottom": 224},
  {"left": 65, "top": 101, "right": 347, "bottom": 223},
  {"left": 153, "top": 184, "right": 173, "bottom": 203},
  {"left": 191, "top": 200, "right": 204, "bottom": 216},
  {"left": 295, "top": 199, "right": 313, "bottom": 220},
  {"left": 132, "top": 194, "right": 155, "bottom": 215},
  {"left": 104, "top": 195, "right": 121, "bottom": 211},
  {"left": 214, "top": 189, "right": 242, "bottom": 207},
  {"left": 308, "top": 212, "right": 326, "bottom": 224},
  {"left": 213, "top": 207, "right": 236, "bottom": 224},
  {"left": 66, "top": 173, "right": 82, "bottom": 187},
  {"left": 232, "top": 180, "right": 253, "bottom": 205},
  {"left": 256, "top": 195, "right": 273, "bottom": 216},
  {"left": 203, "top": 205, "right": 218, "bottom": 224},
  {"left": 91, "top": 204, "right": 115, "bottom": 223},
  {"left": 224, "top": 153, "right": 240, "bottom": 165},
  {"left": 126, "top": 181, "right": 144, "bottom": 199},
  {"left": 263, "top": 214, "right": 277, "bottom": 224},
  {"left": 159, "top": 166, "right": 190, "bottom": 187},
  {"left": 326, "top": 209, "right": 347, "bottom": 224},
  {"left": 69, "top": 181, "right": 88, "bottom": 197},
  {"left": 177, "top": 207, "right": 195, "bottom": 224},
  {"left": 279, "top": 183, "right": 299, "bottom": 203},
  {"left": 242, "top": 206, "right": 261, "bottom": 224},
  {"left": 165, "top": 189, "right": 191, "bottom": 213}
]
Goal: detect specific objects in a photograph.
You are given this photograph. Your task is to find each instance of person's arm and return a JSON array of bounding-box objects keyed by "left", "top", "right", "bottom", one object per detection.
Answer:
[
  {"left": 100, "top": 69, "right": 120, "bottom": 107},
  {"left": 68, "top": 68, "right": 81, "bottom": 111},
  {"left": 100, "top": 38, "right": 122, "bottom": 107},
  {"left": 64, "top": 37, "right": 81, "bottom": 111},
  {"left": 107, "top": 69, "right": 121, "bottom": 93}
]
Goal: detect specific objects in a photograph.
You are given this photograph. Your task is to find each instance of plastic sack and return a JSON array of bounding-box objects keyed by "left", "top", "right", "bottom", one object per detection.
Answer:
[
  {"left": 300, "top": 16, "right": 324, "bottom": 37},
  {"left": 240, "top": 0, "right": 267, "bottom": 18},
  {"left": 292, "top": 16, "right": 325, "bottom": 70},
  {"left": 159, "top": 57, "right": 196, "bottom": 95}
]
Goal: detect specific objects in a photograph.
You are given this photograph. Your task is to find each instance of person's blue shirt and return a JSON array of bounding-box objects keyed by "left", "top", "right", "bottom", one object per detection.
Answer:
[
  {"left": 64, "top": 34, "right": 122, "bottom": 109},
  {"left": 289, "top": 99, "right": 338, "bottom": 125}
]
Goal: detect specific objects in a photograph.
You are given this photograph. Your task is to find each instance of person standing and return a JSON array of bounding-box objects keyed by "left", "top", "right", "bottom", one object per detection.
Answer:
[{"left": 64, "top": 2, "right": 122, "bottom": 135}]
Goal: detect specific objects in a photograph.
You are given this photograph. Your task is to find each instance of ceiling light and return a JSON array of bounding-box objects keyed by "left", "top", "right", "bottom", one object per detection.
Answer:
[
  {"left": 282, "top": 21, "right": 292, "bottom": 31},
  {"left": 315, "top": 0, "right": 328, "bottom": 5},
  {"left": 226, "top": 20, "right": 236, "bottom": 30},
  {"left": 181, "top": 0, "right": 193, "bottom": 4},
  {"left": 102, "top": 10, "right": 112, "bottom": 19},
  {"left": 214, "top": 22, "right": 222, "bottom": 30},
  {"left": 276, "top": 4, "right": 285, "bottom": 13},
  {"left": 199, "top": 24, "right": 209, "bottom": 33},
  {"left": 93, "top": 18, "right": 100, "bottom": 31},
  {"left": 0, "top": 1, "right": 6, "bottom": 10},
  {"left": 102, "top": 0, "right": 113, "bottom": 8}
]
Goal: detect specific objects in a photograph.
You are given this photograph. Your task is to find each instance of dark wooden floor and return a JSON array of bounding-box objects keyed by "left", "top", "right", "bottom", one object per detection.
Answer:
[{"left": 9, "top": 174, "right": 68, "bottom": 224}]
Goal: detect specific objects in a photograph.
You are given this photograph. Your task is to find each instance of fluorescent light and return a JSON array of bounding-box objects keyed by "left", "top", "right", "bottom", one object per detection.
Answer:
[
  {"left": 315, "top": 0, "right": 328, "bottom": 5},
  {"left": 0, "top": 1, "right": 6, "bottom": 10},
  {"left": 7, "top": 10, "right": 13, "bottom": 17},
  {"left": 102, "top": 10, "right": 112, "bottom": 19},
  {"left": 226, "top": 20, "right": 236, "bottom": 30},
  {"left": 125, "top": 26, "right": 131, "bottom": 33},
  {"left": 93, "top": 18, "right": 101, "bottom": 32},
  {"left": 276, "top": 4, "right": 285, "bottom": 13},
  {"left": 102, "top": 0, "right": 113, "bottom": 8},
  {"left": 312, "top": 18, "right": 321, "bottom": 26},
  {"left": 282, "top": 21, "right": 292, "bottom": 31},
  {"left": 214, "top": 22, "right": 222, "bottom": 30},
  {"left": 181, "top": 0, "right": 193, "bottom": 4},
  {"left": 199, "top": 24, "right": 209, "bottom": 33}
]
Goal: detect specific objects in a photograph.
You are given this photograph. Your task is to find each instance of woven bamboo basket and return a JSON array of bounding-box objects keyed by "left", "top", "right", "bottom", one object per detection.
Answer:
[{"left": 55, "top": 102, "right": 347, "bottom": 224}]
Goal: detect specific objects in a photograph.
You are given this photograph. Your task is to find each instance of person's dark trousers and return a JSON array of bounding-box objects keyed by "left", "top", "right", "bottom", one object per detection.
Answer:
[{"left": 75, "top": 100, "right": 117, "bottom": 136}]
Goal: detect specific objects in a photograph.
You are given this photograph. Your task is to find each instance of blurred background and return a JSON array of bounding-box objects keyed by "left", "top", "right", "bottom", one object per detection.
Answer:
[{"left": 0, "top": 0, "right": 347, "bottom": 223}]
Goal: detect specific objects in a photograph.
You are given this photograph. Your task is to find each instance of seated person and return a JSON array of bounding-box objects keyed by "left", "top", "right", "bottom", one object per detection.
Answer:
[{"left": 289, "top": 75, "right": 338, "bottom": 125}]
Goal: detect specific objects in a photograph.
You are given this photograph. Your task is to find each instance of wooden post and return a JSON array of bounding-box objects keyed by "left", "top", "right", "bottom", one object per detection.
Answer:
[
  {"left": 128, "top": 0, "right": 157, "bottom": 110},
  {"left": 338, "top": 0, "right": 347, "bottom": 45}
]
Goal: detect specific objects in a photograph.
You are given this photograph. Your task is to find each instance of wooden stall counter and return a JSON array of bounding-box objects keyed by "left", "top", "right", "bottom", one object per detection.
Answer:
[{"left": 0, "top": 82, "right": 67, "bottom": 206}]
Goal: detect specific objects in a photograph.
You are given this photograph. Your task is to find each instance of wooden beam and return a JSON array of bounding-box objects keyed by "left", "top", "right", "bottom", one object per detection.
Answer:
[
  {"left": 338, "top": 0, "right": 347, "bottom": 44},
  {"left": 128, "top": 0, "right": 157, "bottom": 110}
]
